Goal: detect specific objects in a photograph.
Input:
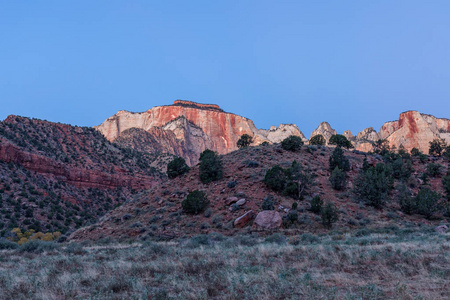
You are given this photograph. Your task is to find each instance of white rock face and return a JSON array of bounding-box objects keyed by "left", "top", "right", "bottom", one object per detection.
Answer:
[{"left": 310, "top": 122, "right": 337, "bottom": 144}]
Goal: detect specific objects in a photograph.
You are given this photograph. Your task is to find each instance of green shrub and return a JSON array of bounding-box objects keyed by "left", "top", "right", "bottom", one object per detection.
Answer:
[
  {"left": 264, "top": 165, "right": 287, "bottom": 192},
  {"left": 443, "top": 173, "right": 450, "bottom": 200},
  {"left": 391, "top": 157, "right": 413, "bottom": 181},
  {"left": 410, "top": 147, "right": 421, "bottom": 156},
  {"left": 310, "top": 195, "right": 323, "bottom": 214},
  {"left": 237, "top": 134, "right": 253, "bottom": 148},
  {"left": 199, "top": 150, "right": 223, "bottom": 183},
  {"left": 281, "top": 135, "right": 303, "bottom": 151},
  {"left": 167, "top": 157, "right": 190, "bottom": 179},
  {"left": 372, "top": 139, "right": 391, "bottom": 155},
  {"left": 18, "top": 240, "right": 59, "bottom": 253},
  {"left": 182, "top": 190, "right": 209, "bottom": 214},
  {"left": 329, "top": 147, "right": 350, "bottom": 172},
  {"left": 321, "top": 202, "right": 339, "bottom": 229},
  {"left": 396, "top": 183, "right": 415, "bottom": 215},
  {"left": 329, "top": 167, "right": 346, "bottom": 190},
  {"left": 0, "top": 239, "right": 19, "bottom": 250},
  {"left": 415, "top": 188, "right": 441, "bottom": 219},
  {"left": 309, "top": 134, "right": 325, "bottom": 146},
  {"left": 287, "top": 209, "right": 298, "bottom": 223},
  {"left": 329, "top": 134, "right": 352, "bottom": 149},
  {"left": 426, "top": 163, "right": 442, "bottom": 177},
  {"left": 261, "top": 195, "right": 275, "bottom": 210},
  {"left": 353, "top": 163, "right": 394, "bottom": 209},
  {"left": 429, "top": 139, "right": 447, "bottom": 156},
  {"left": 264, "top": 233, "right": 287, "bottom": 244}
]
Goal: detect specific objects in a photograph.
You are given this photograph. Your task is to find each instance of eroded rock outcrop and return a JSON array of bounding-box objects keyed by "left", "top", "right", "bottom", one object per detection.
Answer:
[
  {"left": 353, "top": 111, "right": 450, "bottom": 153},
  {"left": 97, "top": 100, "right": 306, "bottom": 165},
  {"left": 310, "top": 122, "right": 337, "bottom": 144}
]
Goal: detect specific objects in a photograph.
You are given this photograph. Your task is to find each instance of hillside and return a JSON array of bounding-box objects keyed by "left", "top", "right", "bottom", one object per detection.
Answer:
[
  {"left": 70, "top": 143, "right": 449, "bottom": 241},
  {"left": 0, "top": 116, "right": 162, "bottom": 235}
]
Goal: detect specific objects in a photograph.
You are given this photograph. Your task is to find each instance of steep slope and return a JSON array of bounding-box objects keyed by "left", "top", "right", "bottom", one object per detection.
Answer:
[
  {"left": 70, "top": 143, "right": 448, "bottom": 242},
  {"left": 0, "top": 116, "right": 162, "bottom": 235},
  {"left": 97, "top": 100, "right": 306, "bottom": 165}
]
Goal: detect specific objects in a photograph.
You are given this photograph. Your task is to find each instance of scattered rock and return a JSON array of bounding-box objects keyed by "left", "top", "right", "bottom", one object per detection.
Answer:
[
  {"left": 234, "top": 210, "right": 255, "bottom": 228},
  {"left": 435, "top": 225, "right": 448, "bottom": 233},
  {"left": 236, "top": 199, "right": 246, "bottom": 206},
  {"left": 226, "top": 197, "right": 239, "bottom": 205},
  {"left": 254, "top": 211, "right": 282, "bottom": 230}
]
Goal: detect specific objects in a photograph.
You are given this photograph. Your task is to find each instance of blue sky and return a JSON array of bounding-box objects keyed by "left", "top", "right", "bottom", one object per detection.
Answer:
[{"left": 1, "top": 1, "right": 450, "bottom": 136}]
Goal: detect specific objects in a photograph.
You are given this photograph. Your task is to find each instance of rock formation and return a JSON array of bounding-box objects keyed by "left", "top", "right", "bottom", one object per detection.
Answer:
[
  {"left": 97, "top": 100, "right": 307, "bottom": 165},
  {"left": 353, "top": 111, "right": 450, "bottom": 153},
  {"left": 310, "top": 122, "right": 337, "bottom": 144}
]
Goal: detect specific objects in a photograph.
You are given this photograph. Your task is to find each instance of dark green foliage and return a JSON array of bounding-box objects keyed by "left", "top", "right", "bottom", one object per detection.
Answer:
[
  {"left": 329, "top": 134, "right": 352, "bottom": 149},
  {"left": 410, "top": 147, "right": 421, "bottom": 156},
  {"left": 287, "top": 209, "right": 298, "bottom": 223},
  {"left": 321, "top": 202, "right": 338, "bottom": 229},
  {"left": 167, "top": 157, "right": 190, "bottom": 179},
  {"left": 372, "top": 139, "right": 391, "bottom": 155},
  {"left": 429, "top": 139, "right": 447, "bottom": 156},
  {"left": 281, "top": 135, "right": 303, "bottom": 151},
  {"left": 443, "top": 173, "right": 450, "bottom": 200},
  {"left": 199, "top": 150, "right": 223, "bottom": 183},
  {"left": 264, "top": 165, "right": 287, "bottom": 192},
  {"left": 237, "top": 134, "right": 253, "bottom": 148},
  {"left": 227, "top": 181, "right": 237, "bottom": 188},
  {"left": 329, "top": 147, "right": 350, "bottom": 172},
  {"left": 261, "top": 195, "right": 275, "bottom": 210},
  {"left": 415, "top": 188, "right": 441, "bottom": 219},
  {"left": 0, "top": 239, "right": 18, "bottom": 250},
  {"left": 353, "top": 163, "right": 394, "bottom": 209},
  {"left": 310, "top": 195, "right": 323, "bottom": 214},
  {"left": 309, "top": 135, "right": 325, "bottom": 146},
  {"left": 329, "top": 167, "right": 346, "bottom": 190},
  {"left": 396, "top": 183, "right": 415, "bottom": 215},
  {"left": 19, "top": 240, "right": 59, "bottom": 253},
  {"left": 426, "top": 163, "right": 442, "bottom": 177},
  {"left": 182, "top": 190, "right": 209, "bottom": 214},
  {"left": 444, "top": 146, "right": 450, "bottom": 160},
  {"left": 264, "top": 161, "right": 313, "bottom": 199},
  {"left": 391, "top": 157, "right": 413, "bottom": 181}
]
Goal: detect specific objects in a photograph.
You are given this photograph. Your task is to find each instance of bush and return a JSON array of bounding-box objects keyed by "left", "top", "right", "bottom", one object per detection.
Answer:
[
  {"left": 227, "top": 181, "right": 237, "bottom": 188},
  {"left": 321, "top": 202, "right": 338, "bottom": 228},
  {"left": 329, "top": 134, "right": 352, "bottom": 149},
  {"left": 426, "top": 163, "right": 442, "bottom": 177},
  {"left": 443, "top": 173, "right": 450, "bottom": 200},
  {"left": 397, "top": 184, "right": 415, "bottom": 215},
  {"left": 310, "top": 195, "right": 323, "bottom": 214},
  {"left": 329, "top": 147, "right": 350, "bottom": 172},
  {"left": 237, "top": 134, "right": 253, "bottom": 148},
  {"left": 199, "top": 150, "right": 223, "bottom": 183},
  {"left": 410, "top": 147, "right": 421, "bottom": 156},
  {"left": 281, "top": 135, "right": 303, "bottom": 151},
  {"left": 309, "top": 134, "right": 325, "bottom": 146},
  {"left": 390, "top": 157, "right": 413, "bottom": 181},
  {"left": 264, "top": 165, "right": 287, "bottom": 192},
  {"left": 0, "top": 239, "right": 19, "bottom": 250},
  {"left": 264, "top": 233, "right": 287, "bottom": 244},
  {"left": 429, "top": 139, "right": 447, "bottom": 156},
  {"left": 415, "top": 188, "right": 441, "bottom": 219},
  {"left": 329, "top": 167, "right": 346, "bottom": 190},
  {"left": 353, "top": 163, "right": 394, "bottom": 209},
  {"left": 18, "top": 240, "right": 59, "bottom": 253},
  {"left": 182, "top": 190, "right": 210, "bottom": 214},
  {"left": 261, "top": 195, "right": 275, "bottom": 210},
  {"left": 287, "top": 209, "right": 298, "bottom": 223},
  {"left": 167, "top": 157, "right": 190, "bottom": 179},
  {"left": 372, "top": 139, "right": 391, "bottom": 155}
]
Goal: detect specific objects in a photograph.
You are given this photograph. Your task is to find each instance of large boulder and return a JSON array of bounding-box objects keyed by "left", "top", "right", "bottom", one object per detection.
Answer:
[
  {"left": 254, "top": 211, "right": 282, "bottom": 230},
  {"left": 234, "top": 211, "right": 255, "bottom": 228}
]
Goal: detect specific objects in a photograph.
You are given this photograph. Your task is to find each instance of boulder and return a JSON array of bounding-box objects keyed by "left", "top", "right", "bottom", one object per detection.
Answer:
[
  {"left": 234, "top": 211, "right": 255, "bottom": 228},
  {"left": 435, "top": 225, "right": 448, "bottom": 233},
  {"left": 226, "top": 197, "right": 239, "bottom": 206},
  {"left": 254, "top": 211, "right": 282, "bottom": 230},
  {"left": 236, "top": 199, "right": 246, "bottom": 206}
]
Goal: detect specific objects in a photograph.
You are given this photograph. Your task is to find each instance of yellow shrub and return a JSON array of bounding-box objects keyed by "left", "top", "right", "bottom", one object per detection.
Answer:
[
  {"left": 18, "top": 237, "right": 28, "bottom": 245},
  {"left": 30, "top": 232, "right": 44, "bottom": 240},
  {"left": 42, "top": 233, "right": 54, "bottom": 241}
]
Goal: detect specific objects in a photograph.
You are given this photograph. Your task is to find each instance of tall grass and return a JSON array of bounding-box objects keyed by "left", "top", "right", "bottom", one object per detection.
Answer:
[{"left": 0, "top": 227, "right": 448, "bottom": 299}]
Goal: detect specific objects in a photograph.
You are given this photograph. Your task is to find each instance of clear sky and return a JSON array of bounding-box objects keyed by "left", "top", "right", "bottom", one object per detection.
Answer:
[{"left": 1, "top": 1, "right": 450, "bottom": 136}]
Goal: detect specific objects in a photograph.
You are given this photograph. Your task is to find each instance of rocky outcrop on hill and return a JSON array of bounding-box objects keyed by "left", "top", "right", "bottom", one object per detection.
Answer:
[
  {"left": 352, "top": 111, "right": 450, "bottom": 153},
  {"left": 97, "top": 100, "right": 307, "bottom": 165},
  {"left": 310, "top": 122, "right": 337, "bottom": 144}
]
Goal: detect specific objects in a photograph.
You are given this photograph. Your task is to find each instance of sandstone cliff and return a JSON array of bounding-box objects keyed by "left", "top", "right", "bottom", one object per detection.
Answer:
[
  {"left": 353, "top": 111, "right": 450, "bottom": 153},
  {"left": 310, "top": 122, "right": 337, "bottom": 144},
  {"left": 97, "top": 100, "right": 306, "bottom": 165}
]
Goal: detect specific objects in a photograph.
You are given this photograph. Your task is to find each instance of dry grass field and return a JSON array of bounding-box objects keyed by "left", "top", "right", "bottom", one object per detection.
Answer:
[{"left": 0, "top": 225, "right": 449, "bottom": 299}]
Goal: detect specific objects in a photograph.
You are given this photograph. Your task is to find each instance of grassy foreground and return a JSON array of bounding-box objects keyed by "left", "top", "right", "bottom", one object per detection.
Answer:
[{"left": 0, "top": 226, "right": 449, "bottom": 300}]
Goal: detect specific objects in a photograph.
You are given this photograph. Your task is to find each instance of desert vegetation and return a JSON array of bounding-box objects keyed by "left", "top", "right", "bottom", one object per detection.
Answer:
[{"left": 0, "top": 226, "right": 449, "bottom": 299}]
